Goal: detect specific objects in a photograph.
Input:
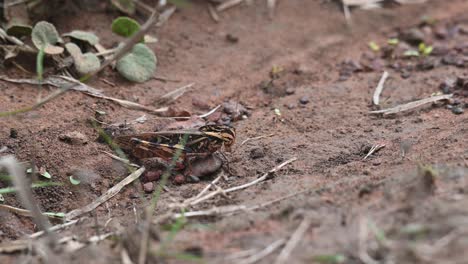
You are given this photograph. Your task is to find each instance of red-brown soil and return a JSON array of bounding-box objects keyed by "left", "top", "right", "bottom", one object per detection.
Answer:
[{"left": 1, "top": 0, "right": 467, "bottom": 263}]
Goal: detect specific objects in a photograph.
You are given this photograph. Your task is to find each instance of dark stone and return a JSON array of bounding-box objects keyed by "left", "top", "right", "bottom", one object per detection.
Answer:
[
  {"left": 401, "top": 71, "right": 411, "bottom": 79},
  {"left": 452, "top": 106, "right": 464, "bottom": 115},
  {"left": 9, "top": 128, "right": 18, "bottom": 138},
  {"left": 299, "top": 96, "right": 310, "bottom": 105}
]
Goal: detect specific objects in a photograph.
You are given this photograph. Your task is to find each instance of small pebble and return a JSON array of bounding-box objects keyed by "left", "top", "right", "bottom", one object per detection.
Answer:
[
  {"left": 299, "top": 96, "right": 310, "bottom": 105},
  {"left": 226, "top": 34, "right": 239, "bottom": 43},
  {"left": 59, "top": 131, "right": 88, "bottom": 145},
  {"left": 187, "top": 155, "right": 223, "bottom": 178},
  {"left": 144, "top": 171, "right": 161, "bottom": 182},
  {"left": 401, "top": 71, "right": 411, "bottom": 79},
  {"left": 452, "top": 106, "right": 464, "bottom": 115},
  {"left": 9, "top": 128, "right": 18, "bottom": 138},
  {"left": 286, "top": 88, "right": 295, "bottom": 95},
  {"left": 129, "top": 192, "right": 140, "bottom": 199},
  {"left": 287, "top": 103, "right": 296, "bottom": 110},
  {"left": 143, "top": 182, "right": 154, "bottom": 193},
  {"left": 173, "top": 174, "right": 185, "bottom": 185}
]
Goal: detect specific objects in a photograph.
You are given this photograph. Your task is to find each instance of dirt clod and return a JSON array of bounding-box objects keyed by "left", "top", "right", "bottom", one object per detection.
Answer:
[
  {"left": 173, "top": 174, "right": 186, "bottom": 185},
  {"left": 143, "top": 170, "right": 162, "bottom": 182},
  {"left": 59, "top": 131, "right": 88, "bottom": 145},
  {"left": 187, "top": 154, "right": 223, "bottom": 178},
  {"left": 143, "top": 182, "right": 154, "bottom": 193}
]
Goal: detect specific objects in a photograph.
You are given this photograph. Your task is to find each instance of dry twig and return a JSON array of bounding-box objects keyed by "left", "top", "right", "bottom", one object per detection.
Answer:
[
  {"left": 198, "top": 104, "right": 222, "bottom": 118},
  {"left": 369, "top": 94, "right": 453, "bottom": 115},
  {"left": 240, "top": 133, "right": 275, "bottom": 146},
  {"left": 208, "top": 3, "right": 220, "bottom": 22},
  {"left": 65, "top": 167, "right": 146, "bottom": 220},
  {"left": 373, "top": 71, "right": 389, "bottom": 105},
  {"left": 239, "top": 239, "right": 286, "bottom": 264},
  {"left": 156, "top": 83, "right": 194, "bottom": 105},
  {"left": 184, "top": 157, "right": 297, "bottom": 207},
  {"left": 274, "top": 216, "right": 312, "bottom": 264},
  {"left": 0, "top": 156, "right": 53, "bottom": 237},
  {"left": 102, "top": 151, "right": 140, "bottom": 168},
  {"left": 363, "top": 143, "right": 385, "bottom": 160},
  {"left": 217, "top": 0, "right": 244, "bottom": 11},
  {"left": 267, "top": 0, "right": 277, "bottom": 18}
]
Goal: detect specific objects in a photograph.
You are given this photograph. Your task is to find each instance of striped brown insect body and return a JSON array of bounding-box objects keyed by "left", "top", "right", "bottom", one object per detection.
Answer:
[{"left": 114, "top": 125, "right": 236, "bottom": 162}]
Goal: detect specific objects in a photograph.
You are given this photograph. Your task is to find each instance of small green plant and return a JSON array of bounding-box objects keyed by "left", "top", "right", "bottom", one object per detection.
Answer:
[
  {"left": 387, "top": 38, "right": 399, "bottom": 45},
  {"left": 69, "top": 175, "right": 81, "bottom": 185},
  {"left": 403, "top": 49, "right": 420, "bottom": 57},
  {"left": 312, "top": 254, "right": 346, "bottom": 264},
  {"left": 111, "top": 17, "right": 157, "bottom": 82},
  {"left": 3, "top": 18, "right": 157, "bottom": 84},
  {"left": 368, "top": 41, "right": 380, "bottom": 52},
  {"left": 0, "top": 181, "right": 62, "bottom": 194},
  {"left": 418, "top": 42, "right": 433, "bottom": 56}
]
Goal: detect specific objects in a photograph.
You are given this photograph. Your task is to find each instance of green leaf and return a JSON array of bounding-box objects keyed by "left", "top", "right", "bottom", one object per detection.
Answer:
[
  {"left": 31, "top": 21, "right": 64, "bottom": 54},
  {"left": 44, "top": 212, "right": 65, "bottom": 218},
  {"left": 40, "top": 170, "right": 51, "bottom": 179},
  {"left": 387, "top": 38, "right": 399, "bottom": 45},
  {"left": 116, "top": 43, "right": 157, "bottom": 83},
  {"left": 168, "top": 0, "right": 191, "bottom": 8},
  {"left": 419, "top": 43, "right": 433, "bottom": 56},
  {"left": 6, "top": 24, "right": 32, "bottom": 38},
  {"left": 111, "top": 17, "right": 141, "bottom": 38},
  {"left": 312, "top": 254, "right": 346, "bottom": 264},
  {"left": 63, "top": 30, "right": 100, "bottom": 46},
  {"left": 65, "top": 43, "right": 101, "bottom": 75},
  {"left": 403, "top": 50, "right": 420, "bottom": 57},
  {"left": 111, "top": 0, "right": 136, "bottom": 15},
  {"left": 368, "top": 41, "right": 380, "bottom": 52},
  {"left": 0, "top": 182, "right": 62, "bottom": 194},
  {"left": 69, "top": 175, "right": 81, "bottom": 185},
  {"left": 37, "top": 47, "right": 45, "bottom": 81}
]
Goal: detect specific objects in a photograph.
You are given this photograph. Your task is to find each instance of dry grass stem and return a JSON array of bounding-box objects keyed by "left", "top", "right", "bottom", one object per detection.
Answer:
[
  {"left": 189, "top": 157, "right": 297, "bottom": 206},
  {"left": 65, "top": 167, "right": 146, "bottom": 220},
  {"left": 373, "top": 71, "right": 389, "bottom": 105},
  {"left": 217, "top": 0, "right": 244, "bottom": 11},
  {"left": 208, "top": 3, "right": 220, "bottom": 22},
  {"left": 102, "top": 151, "right": 140, "bottom": 168},
  {"left": 156, "top": 83, "right": 194, "bottom": 105},
  {"left": 267, "top": 0, "right": 277, "bottom": 18},
  {"left": 370, "top": 94, "right": 453, "bottom": 115},
  {"left": 239, "top": 239, "right": 286, "bottom": 264},
  {"left": 171, "top": 157, "right": 297, "bottom": 208},
  {"left": 363, "top": 143, "right": 385, "bottom": 160},
  {"left": 240, "top": 133, "right": 275, "bottom": 146},
  {"left": 0, "top": 156, "right": 53, "bottom": 237},
  {"left": 358, "top": 217, "right": 379, "bottom": 264},
  {"left": 29, "top": 219, "right": 81, "bottom": 239},
  {"left": 156, "top": 6, "right": 177, "bottom": 27},
  {"left": 274, "top": 216, "right": 312, "bottom": 264},
  {"left": 85, "top": 92, "right": 168, "bottom": 114},
  {"left": 198, "top": 104, "right": 222, "bottom": 118}
]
